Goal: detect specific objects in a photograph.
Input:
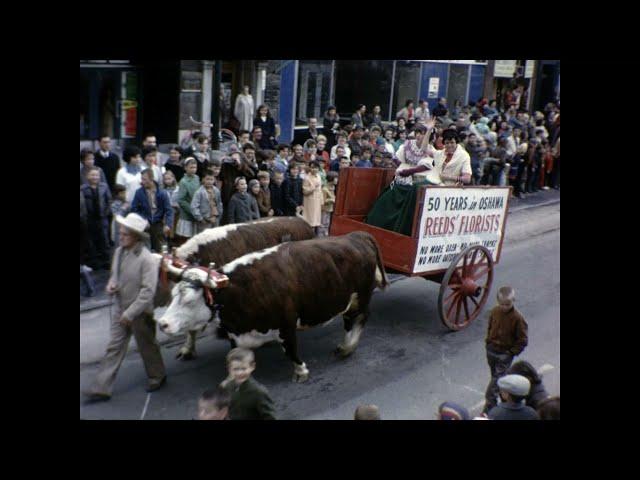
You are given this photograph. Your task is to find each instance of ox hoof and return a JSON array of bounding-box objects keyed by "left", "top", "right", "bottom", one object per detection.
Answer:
[
  {"left": 292, "top": 363, "right": 309, "bottom": 383},
  {"left": 175, "top": 348, "right": 196, "bottom": 360},
  {"left": 293, "top": 372, "right": 309, "bottom": 383},
  {"left": 334, "top": 345, "right": 355, "bottom": 358}
]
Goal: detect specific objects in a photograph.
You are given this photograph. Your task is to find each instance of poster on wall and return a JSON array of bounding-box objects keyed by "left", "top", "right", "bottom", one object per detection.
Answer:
[
  {"left": 428, "top": 77, "right": 439, "bottom": 98},
  {"left": 493, "top": 60, "right": 517, "bottom": 78},
  {"left": 413, "top": 187, "right": 511, "bottom": 273}
]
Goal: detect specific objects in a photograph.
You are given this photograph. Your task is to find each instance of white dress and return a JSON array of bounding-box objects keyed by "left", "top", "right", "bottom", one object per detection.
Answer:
[
  {"left": 394, "top": 140, "right": 436, "bottom": 186},
  {"left": 115, "top": 167, "right": 142, "bottom": 203},
  {"left": 234, "top": 94, "right": 254, "bottom": 132}
]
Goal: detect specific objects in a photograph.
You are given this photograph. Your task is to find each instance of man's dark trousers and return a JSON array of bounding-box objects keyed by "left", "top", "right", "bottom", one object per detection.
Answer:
[{"left": 483, "top": 348, "right": 514, "bottom": 413}]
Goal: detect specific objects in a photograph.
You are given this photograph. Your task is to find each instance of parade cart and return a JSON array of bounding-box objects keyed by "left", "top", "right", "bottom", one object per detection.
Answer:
[{"left": 329, "top": 168, "right": 512, "bottom": 331}]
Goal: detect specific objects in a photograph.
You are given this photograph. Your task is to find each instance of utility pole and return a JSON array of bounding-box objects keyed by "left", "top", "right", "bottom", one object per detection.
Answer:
[{"left": 212, "top": 60, "right": 222, "bottom": 150}]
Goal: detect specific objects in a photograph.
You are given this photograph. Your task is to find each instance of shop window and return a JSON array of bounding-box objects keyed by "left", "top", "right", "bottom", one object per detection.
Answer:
[
  {"left": 392, "top": 61, "right": 421, "bottom": 121},
  {"left": 447, "top": 64, "right": 470, "bottom": 110},
  {"left": 334, "top": 60, "right": 393, "bottom": 122},
  {"left": 296, "top": 61, "right": 333, "bottom": 125}
]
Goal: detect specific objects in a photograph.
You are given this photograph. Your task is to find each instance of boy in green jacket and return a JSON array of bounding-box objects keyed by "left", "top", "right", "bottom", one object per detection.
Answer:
[{"left": 220, "top": 348, "right": 276, "bottom": 420}]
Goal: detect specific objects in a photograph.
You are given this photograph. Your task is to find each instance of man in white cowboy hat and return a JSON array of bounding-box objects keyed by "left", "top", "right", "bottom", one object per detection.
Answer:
[{"left": 83, "top": 213, "right": 166, "bottom": 402}]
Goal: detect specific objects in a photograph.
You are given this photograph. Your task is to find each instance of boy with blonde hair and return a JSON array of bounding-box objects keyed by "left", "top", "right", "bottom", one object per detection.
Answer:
[{"left": 483, "top": 286, "right": 528, "bottom": 414}]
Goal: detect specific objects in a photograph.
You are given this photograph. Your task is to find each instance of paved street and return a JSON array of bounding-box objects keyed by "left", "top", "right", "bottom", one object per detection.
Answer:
[{"left": 80, "top": 192, "right": 560, "bottom": 420}]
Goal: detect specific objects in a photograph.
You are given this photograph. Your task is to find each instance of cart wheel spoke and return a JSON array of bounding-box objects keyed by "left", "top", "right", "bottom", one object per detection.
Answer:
[
  {"left": 454, "top": 297, "right": 462, "bottom": 325},
  {"left": 471, "top": 261, "right": 489, "bottom": 276},
  {"left": 444, "top": 288, "right": 460, "bottom": 305},
  {"left": 473, "top": 267, "right": 490, "bottom": 280},
  {"left": 446, "top": 294, "right": 458, "bottom": 319},
  {"left": 470, "top": 248, "right": 479, "bottom": 270},
  {"left": 462, "top": 253, "right": 468, "bottom": 276},
  {"left": 469, "top": 295, "right": 480, "bottom": 309},
  {"left": 462, "top": 297, "right": 470, "bottom": 322}
]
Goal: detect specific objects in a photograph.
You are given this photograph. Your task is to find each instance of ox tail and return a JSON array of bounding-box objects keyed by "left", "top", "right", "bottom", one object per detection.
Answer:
[{"left": 369, "top": 234, "right": 389, "bottom": 290}]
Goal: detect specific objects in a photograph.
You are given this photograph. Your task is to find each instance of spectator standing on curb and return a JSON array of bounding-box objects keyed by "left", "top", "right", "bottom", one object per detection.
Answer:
[
  {"left": 354, "top": 405, "right": 380, "bottom": 420},
  {"left": 116, "top": 147, "right": 143, "bottom": 204},
  {"left": 483, "top": 286, "right": 528, "bottom": 414},
  {"left": 256, "top": 171, "right": 274, "bottom": 217},
  {"left": 81, "top": 167, "right": 112, "bottom": 270},
  {"left": 415, "top": 99, "right": 430, "bottom": 122},
  {"left": 432, "top": 97, "right": 448, "bottom": 118},
  {"left": 80, "top": 149, "right": 107, "bottom": 186},
  {"left": 351, "top": 104, "right": 366, "bottom": 129},
  {"left": 131, "top": 169, "right": 173, "bottom": 252},
  {"left": 302, "top": 161, "right": 323, "bottom": 234},
  {"left": 193, "top": 135, "right": 211, "bottom": 180},
  {"left": 488, "top": 374, "right": 540, "bottom": 420},
  {"left": 275, "top": 144, "right": 290, "bottom": 172},
  {"left": 270, "top": 171, "right": 286, "bottom": 217},
  {"left": 227, "top": 177, "right": 260, "bottom": 224},
  {"left": 83, "top": 213, "right": 166, "bottom": 403},
  {"left": 174, "top": 158, "right": 200, "bottom": 244},
  {"left": 319, "top": 171, "right": 338, "bottom": 237},
  {"left": 162, "top": 171, "right": 180, "bottom": 245},
  {"left": 253, "top": 104, "right": 277, "bottom": 150},
  {"left": 94, "top": 135, "right": 121, "bottom": 193},
  {"left": 142, "top": 146, "right": 163, "bottom": 187},
  {"left": 283, "top": 163, "right": 303, "bottom": 217},
  {"left": 220, "top": 348, "right": 276, "bottom": 420},
  {"left": 323, "top": 105, "right": 341, "bottom": 149},
  {"left": 367, "top": 105, "right": 384, "bottom": 128},
  {"left": 330, "top": 133, "right": 351, "bottom": 161},
  {"left": 164, "top": 146, "right": 185, "bottom": 183},
  {"left": 396, "top": 99, "right": 416, "bottom": 129},
  {"left": 190, "top": 170, "right": 223, "bottom": 232}
]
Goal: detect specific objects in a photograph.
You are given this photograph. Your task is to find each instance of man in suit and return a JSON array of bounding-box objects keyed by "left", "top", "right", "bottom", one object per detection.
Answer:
[{"left": 94, "top": 135, "right": 121, "bottom": 194}]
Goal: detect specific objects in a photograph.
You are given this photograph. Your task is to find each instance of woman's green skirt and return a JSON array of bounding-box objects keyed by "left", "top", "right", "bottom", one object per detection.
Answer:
[{"left": 364, "top": 180, "right": 428, "bottom": 236}]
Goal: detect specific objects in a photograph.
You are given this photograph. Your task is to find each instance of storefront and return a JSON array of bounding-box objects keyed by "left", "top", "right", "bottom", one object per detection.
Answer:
[
  {"left": 80, "top": 60, "right": 141, "bottom": 144},
  {"left": 275, "top": 60, "right": 490, "bottom": 143}
]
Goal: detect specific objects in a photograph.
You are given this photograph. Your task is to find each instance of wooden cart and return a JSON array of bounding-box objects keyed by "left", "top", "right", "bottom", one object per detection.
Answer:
[{"left": 329, "top": 168, "right": 512, "bottom": 331}]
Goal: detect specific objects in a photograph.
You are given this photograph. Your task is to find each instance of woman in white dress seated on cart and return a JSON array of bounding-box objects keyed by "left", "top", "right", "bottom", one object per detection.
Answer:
[
  {"left": 365, "top": 125, "right": 472, "bottom": 235},
  {"left": 395, "top": 127, "right": 472, "bottom": 186}
]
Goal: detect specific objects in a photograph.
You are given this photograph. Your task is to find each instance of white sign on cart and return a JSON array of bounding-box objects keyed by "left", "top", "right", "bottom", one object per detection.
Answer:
[{"left": 413, "top": 187, "right": 511, "bottom": 273}]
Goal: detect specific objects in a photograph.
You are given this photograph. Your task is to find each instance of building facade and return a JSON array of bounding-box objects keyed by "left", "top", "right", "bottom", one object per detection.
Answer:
[{"left": 81, "top": 59, "right": 560, "bottom": 149}]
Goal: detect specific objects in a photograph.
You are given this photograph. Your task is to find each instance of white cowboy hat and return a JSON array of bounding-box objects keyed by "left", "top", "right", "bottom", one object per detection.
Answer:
[{"left": 115, "top": 213, "right": 150, "bottom": 240}]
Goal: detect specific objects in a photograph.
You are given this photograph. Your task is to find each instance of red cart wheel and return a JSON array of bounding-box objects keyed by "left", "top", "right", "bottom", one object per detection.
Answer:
[{"left": 438, "top": 245, "right": 494, "bottom": 331}]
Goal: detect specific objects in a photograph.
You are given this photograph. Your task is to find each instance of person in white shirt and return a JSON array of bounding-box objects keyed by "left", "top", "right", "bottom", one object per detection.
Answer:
[
  {"left": 116, "top": 147, "right": 143, "bottom": 204},
  {"left": 330, "top": 132, "right": 351, "bottom": 160},
  {"left": 415, "top": 99, "right": 430, "bottom": 122}
]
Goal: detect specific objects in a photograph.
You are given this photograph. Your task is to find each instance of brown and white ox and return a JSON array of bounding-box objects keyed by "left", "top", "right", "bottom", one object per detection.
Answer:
[
  {"left": 152, "top": 216, "right": 314, "bottom": 359},
  {"left": 157, "top": 231, "right": 389, "bottom": 382}
]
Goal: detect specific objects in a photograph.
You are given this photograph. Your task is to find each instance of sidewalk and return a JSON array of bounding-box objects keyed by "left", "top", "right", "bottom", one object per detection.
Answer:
[{"left": 80, "top": 188, "right": 559, "bottom": 367}]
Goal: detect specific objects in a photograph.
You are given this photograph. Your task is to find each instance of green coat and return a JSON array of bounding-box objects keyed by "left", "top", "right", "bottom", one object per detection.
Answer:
[
  {"left": 176, "top": 174, "right": 200, "bottom": 221},
  {"left": 223, "top": 377, "right": 276, "bottom": 420}
]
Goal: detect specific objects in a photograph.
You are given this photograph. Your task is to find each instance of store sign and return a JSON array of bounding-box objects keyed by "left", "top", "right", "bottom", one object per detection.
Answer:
[
  {"left": 121, "top": 71, "right": 138, "bottom": 138},
  {"left": 428, "top": 77, "right": 440, "bottom": 98},
  {"left": 413, "top": 187, "right": 510, "bottom": 273},
  {"left": 493, "top": 60, "right": 517, "bottom": 78},
  {"left": 524, "top": 60, "right": 535, "bottom": 78}
]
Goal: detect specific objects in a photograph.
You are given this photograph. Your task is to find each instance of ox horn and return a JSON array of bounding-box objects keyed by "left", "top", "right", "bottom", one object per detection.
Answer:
[{"left": 162, "top": 256, "right": 187, "bottom": 278}]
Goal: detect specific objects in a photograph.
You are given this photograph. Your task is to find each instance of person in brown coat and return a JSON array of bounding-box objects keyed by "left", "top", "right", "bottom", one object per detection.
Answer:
[
  {"left": 83, "top": 213, "right": 166, "bottom": 402},
  {"left": 256, "top": 171, "right": 273, "bottom": 217},
  {"left": 482, "top": 286, "right": 528, "bottom": 414}
]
